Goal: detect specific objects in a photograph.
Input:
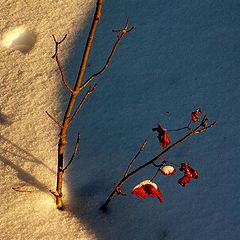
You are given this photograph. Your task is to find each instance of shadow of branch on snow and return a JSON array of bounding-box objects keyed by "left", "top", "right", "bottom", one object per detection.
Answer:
[
  {"left": 0, "top": 112, "right": 12, "bottom": 125},
  {"left": 0, "top": 134, "right": 55, "bottom": 175},
  {"left": 0, "top": 135, "right": 54, "bottom": 193},
  {"left": 1, "top": 156, "right": 48, "bottom": 193}
]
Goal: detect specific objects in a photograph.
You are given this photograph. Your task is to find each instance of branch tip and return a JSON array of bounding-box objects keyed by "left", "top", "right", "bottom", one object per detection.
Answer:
[{"left": 45, "top": 111, "right": 63, "bottom": 128}]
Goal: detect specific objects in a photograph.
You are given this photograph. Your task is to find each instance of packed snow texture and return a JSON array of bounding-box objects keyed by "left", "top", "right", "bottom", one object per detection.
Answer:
[
  {"left": 1, "top": 0, "right": 240, "bottom": 240},
  {"left": 1, "top": 0, "right": 96, "bottom": 239}
]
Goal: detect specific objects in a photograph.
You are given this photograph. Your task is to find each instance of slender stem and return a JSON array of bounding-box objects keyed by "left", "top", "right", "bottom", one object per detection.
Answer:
[
  {"left": 45, "top": 111, "right": 63, "bottom": 128},
  {"left": 168, "top": 120, "right": 192, "bottom": 132},
  {"left": 124, "top": 139, "right": 147, "bottom": 177},
  {"left": 75, "top": 0, "right": 103, "bottom": 92},
  {"left": 68, "top": 85, "right": 97, "bottom": 125},
  {"left": 54, "top": 0, "right": 103, "bottom": 210},
  {"left": 52, "top": 34, "right": 75, "bottom": 93},
  {"left": 196, "top": 121, "right": 217, "bottom": 133},
  {"left": 151, "top": 167, "right": 161, "bottom": 181},
  {"left": 63, "top": 133, "right": 80, "bottom": 171}
]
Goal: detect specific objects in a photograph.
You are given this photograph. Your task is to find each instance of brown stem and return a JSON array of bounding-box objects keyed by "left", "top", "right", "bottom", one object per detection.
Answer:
[
  {"left": 124, "top": 139, "right": 147, "bottom": 177},
  {"left": 52, "top": 34, "right": 75, "bottom": 93},
  {"left": 45, "top": 111, "right": 63, "bottom": 128},
  {"left": 50, "top": 2, "right": 134, "bottom": 210},
  {"left": 54, "top": 0, "right": 103, "bottom": 210},
  {"left": 68, "top": 85, "right": 97, "bottom": 125},
  {"left": 75, "top": 0, "right": 103, "bottom": 93}
]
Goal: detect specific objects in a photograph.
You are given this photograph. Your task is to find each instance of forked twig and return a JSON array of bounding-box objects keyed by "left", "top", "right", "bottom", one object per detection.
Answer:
[
  {"left": 195, "top": 121, "right": 217, "bottom": 133},
  {"left": 52, "top": 34, "right": 67, "bottom": 58},
  {"left": 79, "top": 19, "right": 134, "bottom": 91},
  {"left": 52, "top": 34, "right": 75, "bottom": 93}
]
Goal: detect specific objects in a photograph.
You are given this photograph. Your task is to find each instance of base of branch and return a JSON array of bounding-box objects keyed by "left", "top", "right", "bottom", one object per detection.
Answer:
[
  {"left": 99, "top": 205, "right": 108, "bottom": 212},
  {"left": 56, "top": 197, "right": 64, "bottom": 211}
]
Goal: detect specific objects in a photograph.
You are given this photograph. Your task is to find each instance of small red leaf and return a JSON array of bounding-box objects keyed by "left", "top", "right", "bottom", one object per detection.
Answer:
[
  {"left": 132, "top": 180, "right": 163, "bottom": 203},
  {"left": 191, "top": 108, "right": 202, "bottom": 122}
]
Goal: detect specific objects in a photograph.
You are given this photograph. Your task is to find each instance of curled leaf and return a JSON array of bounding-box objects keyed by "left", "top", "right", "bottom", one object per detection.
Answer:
[
  {"left": 178, "top": 163, "right": 198, "bottom": 187},
  {"left": 153, "top": 124, "right": 171, "bottom": 148}
]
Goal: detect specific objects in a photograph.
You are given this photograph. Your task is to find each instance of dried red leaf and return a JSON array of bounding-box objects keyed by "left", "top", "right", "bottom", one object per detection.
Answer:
[
  {"left": 178, "top": 163, "right": 198, "bottom": 187},
  {"left": 191, "top": 108, "right": 202, "bottom": 122},
  {"left": 132, "top": 180, "right": 163, "bottom": 203},
  {"left": 178, "top": 176, "right": 191, "bottom": 187},
  {"left": 153, "top": 124, "right": 171, "bottom": 149}
]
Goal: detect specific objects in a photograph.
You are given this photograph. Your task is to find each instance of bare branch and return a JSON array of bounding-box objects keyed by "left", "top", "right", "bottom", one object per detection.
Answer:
[
  {"left": 168, "top": 120, "right": 192, "bottom": 132},
  {"left": 52, "top": 0, "right": 103, "bottom": 210},
  {"left": 52, "top": 34, "right": 67, "bottom": 58},
  {"left": 68, "top": 85, "right": 97, "bottom": 125},
  {"left": 45, "top": 111, "right": 63, "bottom": 128},
  {"left": 52, "top": 34, "right": 75, "bottom": 93},
  {"left": 63, "top": 133, "right": 80, "bottom": 171},
  {"left": 79, "top": 19, "right": 134, "bottom": 91},
  {"left": 195, "top": 121, "right": 217, "bottom": 134},
  {"left": 124, "top": 139, "right": 147, "bottom": 177}
]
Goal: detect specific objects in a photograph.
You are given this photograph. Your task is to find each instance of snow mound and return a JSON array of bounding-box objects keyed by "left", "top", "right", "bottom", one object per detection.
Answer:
[{"left": 2, "top": 26, "right": 36, "bottom": 53}]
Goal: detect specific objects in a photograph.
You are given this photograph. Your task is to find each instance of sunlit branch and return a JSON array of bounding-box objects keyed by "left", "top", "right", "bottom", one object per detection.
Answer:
[
  {"left": 52, "top": 34, "right": 75, "bottom": 93},
  {"left": 68, "top": 85, "right": 97, "bottom": 125},
  {"left": 45, "top": 111, "right": 63, "bottom": 128}
]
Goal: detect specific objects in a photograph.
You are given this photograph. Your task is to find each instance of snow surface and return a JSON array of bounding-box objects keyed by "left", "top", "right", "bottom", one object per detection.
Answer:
[{"left": 1, "top": 0, "right": 240, "bottom": 240}]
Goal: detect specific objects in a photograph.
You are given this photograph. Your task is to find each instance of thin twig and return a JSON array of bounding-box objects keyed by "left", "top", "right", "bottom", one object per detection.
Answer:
[
  {"left": 195, "top": 121, "right": 217, "bottom": 133},
  {"left": 151, "top": 167, "right": 161, "bottom": 181},
  {"left": 79, "top": 19, "right": 134, "bottom": 92},
  {"left": 124, "top": 139, "right": 147, "bottom": 177},
  {"left": 63, "top": 133, "right": 80, "bottom": 171},
  {"left": 168, "top": 120, "right": 192, "bottom": 132},
  {"left": 52, "top": 34, "right": 75, "bottom": 93},
  {"left": 68, "top": 85, "right": 97, "bottom": 125},
  {"left": 45, "top": 111, "right": 63, "bottom": 128}
]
